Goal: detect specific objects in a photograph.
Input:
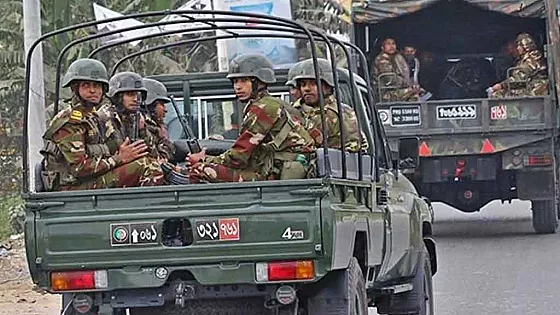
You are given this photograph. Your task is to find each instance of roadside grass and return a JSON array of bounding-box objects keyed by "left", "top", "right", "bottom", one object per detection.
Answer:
[
  {"left": 0, "top": 200, "right": 11, "bottom": 240},
  {"left": 0, "top": 194, "right": 22, "bottom": 240}
]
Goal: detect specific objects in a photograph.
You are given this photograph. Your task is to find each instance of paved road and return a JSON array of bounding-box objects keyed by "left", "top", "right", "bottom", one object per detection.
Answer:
[{"left": 370, "top": 199, "right": 560, "bottom": 315}]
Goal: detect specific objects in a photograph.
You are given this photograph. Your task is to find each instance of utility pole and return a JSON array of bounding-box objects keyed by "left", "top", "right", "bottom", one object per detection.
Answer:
[{"left": 23, "top": 0, "right": 46, "bottom": 191}]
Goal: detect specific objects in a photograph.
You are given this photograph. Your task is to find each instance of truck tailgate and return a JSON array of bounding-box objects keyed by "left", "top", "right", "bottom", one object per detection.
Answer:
[
  {"left": 27, "top": 180, "right": 324, "bottom": 271},
  {"left": 376, "top": 96, "right": 554, "bottom": 156}
]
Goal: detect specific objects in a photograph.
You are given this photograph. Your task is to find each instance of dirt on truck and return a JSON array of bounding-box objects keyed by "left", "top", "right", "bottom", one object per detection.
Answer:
[
  {"left": 352, "top": 0, "right": 560, "bottom": 234},
  {"left": 22, "top": 10, "right": 436, "bottom": 315}
]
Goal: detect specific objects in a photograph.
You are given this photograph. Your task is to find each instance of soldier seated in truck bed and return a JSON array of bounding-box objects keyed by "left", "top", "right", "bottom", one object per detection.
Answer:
[{"left": 487, "top": 33, "right": 549, "bottom": 98}]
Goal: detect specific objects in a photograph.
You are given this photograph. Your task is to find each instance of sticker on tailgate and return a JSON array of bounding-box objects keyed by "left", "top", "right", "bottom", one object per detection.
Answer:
[
  {"left": 195, "top": 218, "right": 240, "bottom": 241},
  {"left": 110, "top": 222, "right": 158, "bottom": 246},
  {"left": 436, "top": 104, "right": 477, "bottom": 120},
  {"left": 390, "top": 105, "right": 421, "bottom": 126}
]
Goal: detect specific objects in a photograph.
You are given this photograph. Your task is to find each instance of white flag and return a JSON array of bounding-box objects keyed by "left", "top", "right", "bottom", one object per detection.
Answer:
[
  {"left": 93, "top": 3, "right": 155, "bottom": 46},
  {"left": 156, "top": 0, "right": 213, "bottom": 33}
]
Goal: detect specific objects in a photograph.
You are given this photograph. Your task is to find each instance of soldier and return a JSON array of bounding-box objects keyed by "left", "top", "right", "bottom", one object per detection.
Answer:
[
  {"left": 489, "top": 33, "right": 549, "bottom": 98},
  {"left": 179, "top": 54, "right": 316, "bottom": 183},
  {"left": 100, "top": 72, "right": 160, "bottom": 160},
  {"left": 402, "top": 45, "right": 420, "bottom": 85},
  {"left": 142, "top": 78, "right": 174, "bottom": 161},
  {"left": 286, "top": 61, "right": 303, "bottom": 103},
  {"left": 292, "top": 58, "right": 366, "bottom": 153},
  {"left": 40, "top": 58, "right": 163, "bottom": 191},
  {"left": 373, "top": 38, "right": 431, "bottom": 102}
]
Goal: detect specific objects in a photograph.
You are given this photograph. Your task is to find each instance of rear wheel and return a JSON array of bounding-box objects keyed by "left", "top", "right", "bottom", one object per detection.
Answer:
[
  {"left": 306, "top": 257, "right": 368, "bottom": 315},
  {"left": 531, "top": 200, "right": 558, "bottom": 234},
  {"left": 385, "top": 250, "right": 434, "bottom": 315}
]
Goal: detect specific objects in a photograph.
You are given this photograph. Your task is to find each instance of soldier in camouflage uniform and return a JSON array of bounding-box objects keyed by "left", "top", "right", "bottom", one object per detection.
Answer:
[
  {"left": 40, "top": 59, "right": 163, "bottom": 191},
  {"left": 292, "top": 58, "right": 367, "bottom": 153},
  {"left": 182, "top": 54, "right": 316, "bottom": 183},
  {"left": 373, "top": 38, "right": 428, "bottom": 102},
  {"left": 286, "top": 61, "right": 303, "bottom": 103},
  {"left": 99, "top": 72, "right": 162, "bottom": 160},
  {"left": 489, "top": 33, "right": 549, "bottom": 98},
  {"left": 142, "top": 78, "right": 174, "bottom": 161}
]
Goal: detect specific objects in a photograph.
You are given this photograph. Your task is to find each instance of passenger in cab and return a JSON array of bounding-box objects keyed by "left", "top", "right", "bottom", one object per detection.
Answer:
[
  {"left": 184, "top": 54, "right": 316, "bottom": 182},
  {"left": 142, "top": 78, "right": 174, "bottom": 162},
  {"left": 373, "top": 38, "right": 431, "bottom": 102},
  {"left": 40, "top": 59, "right": 163, "bottom": 190},
  {"left": 286, "top": 61, "right": 303, "bottom": 103},
  {"left": 488, "top": 33, "right": 549, "bottom": 98},
  {"left": 292, "top": 58, "right": 367, "bottom": 153}
]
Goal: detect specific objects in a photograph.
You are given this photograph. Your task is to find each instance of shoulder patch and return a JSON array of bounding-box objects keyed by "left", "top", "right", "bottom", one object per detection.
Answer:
[{"left": 70, "top": 110, "right": 83, "bottom": 122}]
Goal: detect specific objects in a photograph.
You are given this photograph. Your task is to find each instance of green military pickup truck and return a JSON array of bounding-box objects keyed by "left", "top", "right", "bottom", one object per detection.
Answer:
[{"left": 22, "top": 10, "right": 436, "bottom": 315}]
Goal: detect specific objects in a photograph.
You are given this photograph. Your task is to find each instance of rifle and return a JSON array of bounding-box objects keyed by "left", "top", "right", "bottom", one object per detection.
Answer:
[
  {"left": 169, "top": 95, "right": 201, "bottom": 154},
  {"left": 130, "top": 111, "right": 140, "bottom": 142}
]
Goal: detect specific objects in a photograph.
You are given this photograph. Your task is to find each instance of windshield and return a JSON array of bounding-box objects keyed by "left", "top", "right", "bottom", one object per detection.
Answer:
[{"left": 166, "top": 93, "right": 291, "bottom": 140}]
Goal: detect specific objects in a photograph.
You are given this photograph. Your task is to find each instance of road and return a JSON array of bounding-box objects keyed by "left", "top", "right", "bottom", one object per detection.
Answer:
[{"left": 370, "top": 199, "right": 560, "bottom": 315}]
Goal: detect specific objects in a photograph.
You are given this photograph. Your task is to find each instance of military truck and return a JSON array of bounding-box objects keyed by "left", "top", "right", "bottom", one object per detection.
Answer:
[
  {"left": 22, "top": 10, "right": 436, "bottom": 315},
  {"left": 352, "top": 0, "right": 560, "bottom": 234}
]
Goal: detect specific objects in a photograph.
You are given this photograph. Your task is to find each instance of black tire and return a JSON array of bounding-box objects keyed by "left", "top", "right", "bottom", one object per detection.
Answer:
[
  {"left": 306, "top": 257, "right": 368, "bottom": 315},
  {"left": 532, "top": 200, "right": 558, "bottom": 234},
  {"left": 386, "top": 251, "right": 434, "bottom": 315},
  {"left": 130, "top": 298, "right": 267, "bottom": 315}
]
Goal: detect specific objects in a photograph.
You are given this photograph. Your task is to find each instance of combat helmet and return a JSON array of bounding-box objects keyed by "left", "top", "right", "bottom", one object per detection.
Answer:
[
  {"left": 107, "top": 72, "right": 147, "bottom": 100},
  {"left": 286, "top": 61, "right": 303, "bottom": 87},
  {"left": 142, "top": 78, "right": 171, "bottom": 106},
  {"left": 516, "top": 33, "right": 537, "bottom": 53},
  {"left": 292, "top": 58, "right": 335, "bottom": 87},
  {"left": 226, "top": 54, "right": 276, "bottom": 84},
  {"left": 62, "top": 58, "right": 109, "bottom": 89}
]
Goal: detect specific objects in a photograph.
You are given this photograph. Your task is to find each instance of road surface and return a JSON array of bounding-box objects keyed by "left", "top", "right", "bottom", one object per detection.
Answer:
[{"left": 371, "top": 199, "right": 560, "bottom": 314}]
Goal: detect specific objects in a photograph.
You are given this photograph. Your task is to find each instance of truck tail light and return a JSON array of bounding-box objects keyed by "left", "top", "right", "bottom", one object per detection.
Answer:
[
  {"left": 256, "top": 260, "right": 314, "bottom": 282},
  {"left": 51, "top": 270, "right": 108, "bottom": 291},
  {"left": 524, "top": 154, "right": 552, "bottom": 166}
]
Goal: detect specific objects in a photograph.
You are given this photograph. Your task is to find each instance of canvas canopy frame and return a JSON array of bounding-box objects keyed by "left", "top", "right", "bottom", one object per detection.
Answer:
[{"left": 23, "top": 9, "right": 378, "bottom": 194}]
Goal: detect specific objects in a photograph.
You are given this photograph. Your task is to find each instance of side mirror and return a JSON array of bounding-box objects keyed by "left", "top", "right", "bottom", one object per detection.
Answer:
[{"left": 397, "top": 137, "right": 420, "bottom": 169}]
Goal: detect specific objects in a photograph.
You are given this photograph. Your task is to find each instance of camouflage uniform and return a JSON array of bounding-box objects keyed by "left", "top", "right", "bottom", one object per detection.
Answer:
[
  {"left": 187, "top": 54, "right": 316, "bottom": 183},
  {"left": 100, "top": 72, "right": 161, "bottom": 159},
  {"left": 373, "top": 52, "right": 420, "bottom": 102},
  {"left": 142, "top": 78, "right": 175, "bottom": 160},
  {"left": 292, "top": 58, "right": 367, "bottom": 153},
  {"left": 40, "top": 59, "right": 163, "bottom": 191},
  {"left": 491, "top": 33, "right": 549, "bottom": 98}
]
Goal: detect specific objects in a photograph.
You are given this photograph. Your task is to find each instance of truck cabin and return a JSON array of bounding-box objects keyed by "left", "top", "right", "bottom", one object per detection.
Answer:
[
  {"left": 353, "top": 0, "right": 550, "bottom": 102},
  {"left": 150, "top": 68, "right": 370, "bottom": 142},
  {"left": 148, "top": 67, "right": 382, "bottom": 182}
]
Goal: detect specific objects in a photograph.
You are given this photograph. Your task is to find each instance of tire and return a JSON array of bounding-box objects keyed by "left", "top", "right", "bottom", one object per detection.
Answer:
[
  {"left": 531, "top": 200, "right": 558, "bottom": 234},
  {"left": 129, "top": 298, "right": 267, "bottom": 315},
  {"left": 386, "top": 251, "right": 434, "bottom": 315},
  {"left": 306, "top": 257, "right": 368, "bottom": 315}
]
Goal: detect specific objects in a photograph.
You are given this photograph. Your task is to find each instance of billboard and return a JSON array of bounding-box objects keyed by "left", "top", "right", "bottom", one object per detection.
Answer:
[{"left": 213, "top": 0, "right": 297, "bottom": 70}]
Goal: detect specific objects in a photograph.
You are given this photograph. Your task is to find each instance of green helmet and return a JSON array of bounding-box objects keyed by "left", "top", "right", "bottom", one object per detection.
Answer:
[
  {"left": 286, "top": 61, "right": 303, "bottom": 87},
  {"left": 293, "top": 58, "right": 335, "bottom": 87},
  {"left": 226, "top": 54, "right": 276, "bottom": 84},
  {"left": 107, "top": 72, "right": 147, "bottom": 99},
  {"left": 62, "top": 58, "right": 109, "bottom": 88},
  {"left": 142, "top": 78, "right": 170, "bottom": 106}
]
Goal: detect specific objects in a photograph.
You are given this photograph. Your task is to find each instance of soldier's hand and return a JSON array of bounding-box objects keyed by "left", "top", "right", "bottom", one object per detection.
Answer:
[
  {"left": 118, "top": 137, "right": 149, "bottom": 164},
  {"left": 492, "top": 83, "right": 503, "bottom": 91}
]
